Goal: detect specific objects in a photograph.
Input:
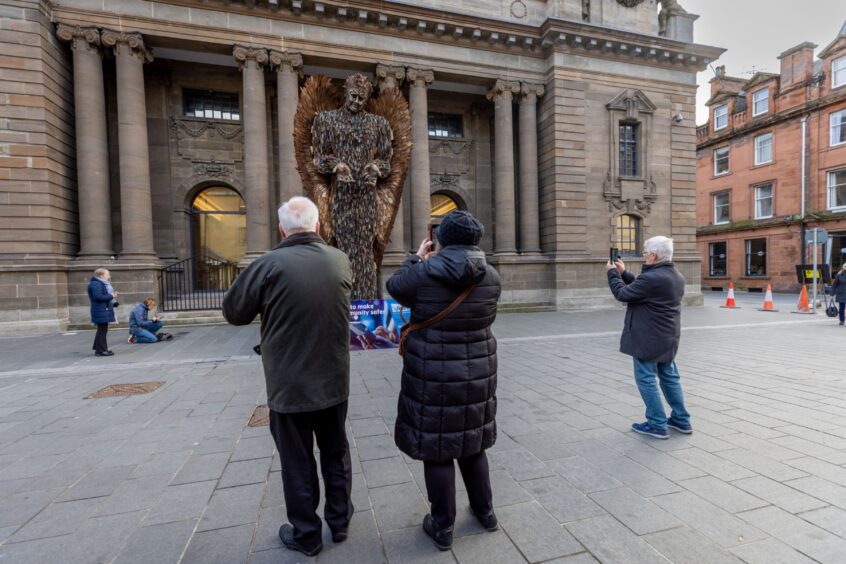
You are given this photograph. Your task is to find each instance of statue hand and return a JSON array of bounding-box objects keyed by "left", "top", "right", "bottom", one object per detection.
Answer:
[
  {"left": 333, "top": 162, "right": 353, "bottom": 183},
  {"left": 363, "top": 163, "right": 380, "bottom": 185}
]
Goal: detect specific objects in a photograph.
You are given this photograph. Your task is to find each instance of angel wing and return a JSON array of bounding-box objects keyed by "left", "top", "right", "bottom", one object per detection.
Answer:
[
  {"left": 367, "top": 87, "right": 411, "bottom": 268},
  {"left": 293, "top": 76, "right": 343, "bottom": 244}
]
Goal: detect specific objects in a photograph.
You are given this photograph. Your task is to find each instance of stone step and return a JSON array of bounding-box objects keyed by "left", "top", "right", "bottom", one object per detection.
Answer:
[{"left": 68, "top": 310, "right": 231, "bottom": 331}]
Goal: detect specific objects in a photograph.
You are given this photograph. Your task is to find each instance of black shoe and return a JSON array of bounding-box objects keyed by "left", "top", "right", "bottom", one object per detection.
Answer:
[
  {"left": 422, "top": 514, "right": 453, "bottom": 551},
  {"left": 470, "top": 508, "right": 499, "bottom": 531},
  {"left": 164, "top": 333, "right": 174, "bottom": 341},
  {"left": 278, "top": 524, "right": 322, "bottom": 557},
  {"left": 95, "top": 351, "right": 114, "bottom": 357},
  {"left": 330, "top": 502, "right": 353, "bottom": 543}
]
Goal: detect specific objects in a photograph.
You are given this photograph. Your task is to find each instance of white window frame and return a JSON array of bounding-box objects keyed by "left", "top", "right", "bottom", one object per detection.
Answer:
[
  {"left": 713, "top": 192, "right": 730, "bottom": 225},
  {"left": 754, "top": 184, "right": 774, "bottom": 219},
  {"left": 714, "top": 104, "right": 728, "bottom": 130},
  {"left": 752, "top": 88, "right": 769, "bottom": 117},
  {"left": 714, "top": 146, "right": 730, "bottom": 176},
  {"left": 829, "top": 169, "right": 846, "bottom": 211},
  {"left": 834, "top": 56, "right": 846, "bottom": 89},
  {"left": 754, "top": 133, "right": 773, "bottom": 165},
  {"left": 831, "top": 109, "right": 846, "bottom": 147}
]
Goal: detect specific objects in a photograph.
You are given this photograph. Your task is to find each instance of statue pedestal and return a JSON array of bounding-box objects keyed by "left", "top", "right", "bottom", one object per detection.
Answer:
[{"left": 666, "top": 11, "right": 698, "bottom": 42}]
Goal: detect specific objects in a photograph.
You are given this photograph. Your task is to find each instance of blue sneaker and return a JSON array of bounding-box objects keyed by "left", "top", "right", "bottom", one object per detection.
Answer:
[
  {"left": 631, "top": 422, "right": 668, "bottom": 440},
  {"left": 666, "top": 418, "right": 693, "bottom": 434}
]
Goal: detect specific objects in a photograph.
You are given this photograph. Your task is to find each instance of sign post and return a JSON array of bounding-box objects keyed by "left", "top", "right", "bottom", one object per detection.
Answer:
[{"left": 805, "top": 227, "right": 829, "bottom": 314}]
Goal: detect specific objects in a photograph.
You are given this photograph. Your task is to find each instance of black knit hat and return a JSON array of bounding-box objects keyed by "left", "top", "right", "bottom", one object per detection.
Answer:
[{"left": 435, "top": 210, "right": 484, "bottom": 247}]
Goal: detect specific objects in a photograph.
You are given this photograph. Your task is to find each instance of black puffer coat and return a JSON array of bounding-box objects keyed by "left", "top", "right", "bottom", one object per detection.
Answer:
[
  {"left": 386, "top": 245, "right": 501, "bottom": 462},
  {"left": 832, "top": 271, "right": 846, "bottom": 303}
]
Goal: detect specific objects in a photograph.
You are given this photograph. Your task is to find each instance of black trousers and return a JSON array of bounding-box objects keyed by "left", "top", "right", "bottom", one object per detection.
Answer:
[
  {"left": 423, "top": 450, "right": 493, "bottom": 531},
  {"left": 93, "top": 323, "right": 109, "bottom": 353},
  {"left": 268, "top": 401, "right": 352, "bottom": 549}
]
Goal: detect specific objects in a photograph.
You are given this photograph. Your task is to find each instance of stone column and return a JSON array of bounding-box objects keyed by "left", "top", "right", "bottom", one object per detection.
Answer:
[
  {"left": 407, "top": 68, "right": 434, "bottom": 246},
  {"left": 101, "top": 29, "right": 156, "bottom": 259},
  {"left": 270, "top": 50, "right": 302, "bottom": 206},
  {"left": 234, "top": 45, "right": 271, "bottom": 261},
  {"left": 487, "top": 79, "right": 520, "bottom": 254},
  {"left": 518, "top": 82, "right": 544, "bottom": 254},
  {"left": 375, "top": 64, "right": 406, "bottom": 253},
  {"left": 57, "top": 24, "right": 113, "bottom": 258}
]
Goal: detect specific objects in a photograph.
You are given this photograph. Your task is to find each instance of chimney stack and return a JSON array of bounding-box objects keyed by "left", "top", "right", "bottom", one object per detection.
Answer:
[{"left": 778, "top": 42, "right": 817, "bottom": 89}]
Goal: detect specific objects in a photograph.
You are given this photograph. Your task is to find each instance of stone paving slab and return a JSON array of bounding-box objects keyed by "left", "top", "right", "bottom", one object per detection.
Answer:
[{"left": 1, "top": 300, "right": 846, "bottom": 562}]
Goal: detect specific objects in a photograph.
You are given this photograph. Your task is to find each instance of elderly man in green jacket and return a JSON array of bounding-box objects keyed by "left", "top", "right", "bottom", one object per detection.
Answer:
[{"left": 223, "top": 196, "right": 353, "bottom": 557}]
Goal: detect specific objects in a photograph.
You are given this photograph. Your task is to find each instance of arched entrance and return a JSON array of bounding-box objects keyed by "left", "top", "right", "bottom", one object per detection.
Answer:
[
  {"left": 190, "top": 186, "right": 246, "bottom": 290},
  {"left": 430, "top": 192, "right": 462, "bottom": 223}
]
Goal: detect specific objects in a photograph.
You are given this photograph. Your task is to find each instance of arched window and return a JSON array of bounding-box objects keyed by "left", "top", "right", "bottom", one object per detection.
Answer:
[
  {"left": 614, "top": 214, "right": 641, "bottom": 257},
  {"left": 430, "top": 193, "right": 460, "bottom": 222},
  {"left": 191, "top": 186, "right": 246, "bottom": 263}
]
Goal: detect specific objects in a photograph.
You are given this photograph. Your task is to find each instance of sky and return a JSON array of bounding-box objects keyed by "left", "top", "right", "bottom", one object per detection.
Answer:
[{"left": 684, "top": 0, "right": 846, "bottom": 125}]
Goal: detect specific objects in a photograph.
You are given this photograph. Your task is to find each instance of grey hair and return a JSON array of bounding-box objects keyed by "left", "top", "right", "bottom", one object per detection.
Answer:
[
  {"left": 645, "top": 236, "right": 674, "bottom": 262},
  {"left": 94, "top": 268, "right": 109, "bottom": 277},
  {"left": 278, "top": 196, "right": 319, "bottom": 234}
]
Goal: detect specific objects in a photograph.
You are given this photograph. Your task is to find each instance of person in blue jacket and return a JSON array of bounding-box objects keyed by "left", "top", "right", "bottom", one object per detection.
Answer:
[
  {"left": 128, "top": 298, "right": 172, "bottom": 344},
  {"left": 87, "top": 268, "right": 117, "bottom": 356}
]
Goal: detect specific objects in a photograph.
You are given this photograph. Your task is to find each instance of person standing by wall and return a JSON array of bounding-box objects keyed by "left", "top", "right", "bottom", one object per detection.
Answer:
[
  {"left": 87, "top": 268, "right": 117, "bottom": 357},
  {"left": 223, "top": 196, "right": 353, "bottom": 557},
  {"left": 606, "top": 236, "right": 692, "bottom": 439},
  {"left": 387, "top": 210, "right": 501, "bottom": 551}
]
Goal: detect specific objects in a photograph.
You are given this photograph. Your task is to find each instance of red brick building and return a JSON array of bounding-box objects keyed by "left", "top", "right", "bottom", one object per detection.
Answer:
[{"left": 696, "top": 22, "right": 846, "bottom": 293}]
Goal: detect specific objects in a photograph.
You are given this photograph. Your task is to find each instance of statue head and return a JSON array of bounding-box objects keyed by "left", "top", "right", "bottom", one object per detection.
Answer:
[{"left": 344, "top": 73, "right": 373, "bottom": 113}]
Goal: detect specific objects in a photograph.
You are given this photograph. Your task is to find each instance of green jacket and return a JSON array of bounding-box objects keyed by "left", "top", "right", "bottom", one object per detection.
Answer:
[{"left": 223, "top": 232, "right": 352, "bottom": 413}]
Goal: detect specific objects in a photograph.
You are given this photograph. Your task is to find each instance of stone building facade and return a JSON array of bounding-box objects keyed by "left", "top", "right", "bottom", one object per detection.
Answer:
[
  {"left": 0, "top": 0, "right": 720, "bottom": 333},
  {"left": 696, "top": 23, "right": 846, "bottom": 293}
]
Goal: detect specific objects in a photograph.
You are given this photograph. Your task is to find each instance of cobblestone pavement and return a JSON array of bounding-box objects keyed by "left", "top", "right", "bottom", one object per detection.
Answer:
[{"left": 1, "top": 293, "right": 845, "bottom": 563}]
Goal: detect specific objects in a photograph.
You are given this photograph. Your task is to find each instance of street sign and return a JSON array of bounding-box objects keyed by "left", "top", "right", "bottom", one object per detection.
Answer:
[{"left": 805, "top": 228, "right": 829, "bottom": 245}]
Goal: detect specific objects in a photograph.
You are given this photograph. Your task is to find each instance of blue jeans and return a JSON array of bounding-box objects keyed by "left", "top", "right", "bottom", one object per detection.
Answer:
[
  {"left": 633, "top": 358, "right": 690, "bottom": 429},
  {"left": 135, "top": 321, "right": 163, "bottom": 343}
]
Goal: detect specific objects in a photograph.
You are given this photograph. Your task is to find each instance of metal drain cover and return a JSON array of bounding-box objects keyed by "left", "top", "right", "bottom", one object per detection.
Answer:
[
  {"left": 85, "top": 381, "right": 165, "bottom": 399},
  {"left": 248, "top": 404, "right": 269, "bottom": 427}
]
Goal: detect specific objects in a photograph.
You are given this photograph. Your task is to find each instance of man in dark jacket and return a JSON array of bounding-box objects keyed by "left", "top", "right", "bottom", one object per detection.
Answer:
[
  {"left": 127, "top": 298, "right": 172, "bottom": 343},
  {"left": 387, "top": 210, "right": 501, "bottom": 550},
  {"left": 87, "top": 268, "right": 116, "bottom": 356},
  {"left": 222, "top": 196, "right": 353, "bottom": 557},
  {"left": 607, "top": 235, "right": 691, "bottom": 440}
]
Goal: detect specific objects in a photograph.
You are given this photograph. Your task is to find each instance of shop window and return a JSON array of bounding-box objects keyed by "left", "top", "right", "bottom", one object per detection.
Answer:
[
  {"left": 754, "top": 184, "right": 774, "bottom": 219},
  {"left": 745, "top": 238, "right": 767, "bottom": 277},
  {"left": 714, "top": 146, "right": 729, "bottom": 176},
  {"left": 713, "top": 192, "right": 730, "bottom": 225},
  {"left": 428, "top": 113, "right": 463, "bottom": 138},
  {"left": 709, "top": 242, "right": 727, "bottom": 277},
  {"left": 184, "top": 89, "right": 240, "bottom": 121},
  {"left": 614, "top": 214, "right": 641, "bottom": 257}
]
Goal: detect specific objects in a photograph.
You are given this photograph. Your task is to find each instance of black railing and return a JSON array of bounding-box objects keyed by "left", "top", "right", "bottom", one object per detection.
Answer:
[{"left": 158, "top": 254, "right": 241, "bottom": 312}]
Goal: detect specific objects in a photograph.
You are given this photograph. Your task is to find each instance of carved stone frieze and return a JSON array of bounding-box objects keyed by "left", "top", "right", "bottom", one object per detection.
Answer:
[
  {"left": 101, "top": 29, "right": 153, "bottom": 62},
  {"left": 603, "top": 171, "right": 657, "bottom": 214},
  {"left": 430, "top": 171, "right": 461, "bottom": 190},
  {"left": 429, "top": 139, "right": 473, "bottom": 157},
  {"left": 616, "top": 0, "right": 647, "bottom": 7},
  {"left": 170, "top": 117, "right": 244, "bottom": 164},
  {"left": 192, "top": 161, "right": 235, "bottom": 179}
]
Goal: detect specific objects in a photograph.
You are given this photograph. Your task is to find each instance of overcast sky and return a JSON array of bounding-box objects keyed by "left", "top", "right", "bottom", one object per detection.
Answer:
[{"left": 684, "top": 0, "right": 846, "bottom": 125}]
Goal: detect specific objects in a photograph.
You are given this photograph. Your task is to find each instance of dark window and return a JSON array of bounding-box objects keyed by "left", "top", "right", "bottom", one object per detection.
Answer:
[
  {"left": 614, "top": 214, "right": 641, "bottom": 257},
  {"left": 745, "top": 238, "right": 767, "bottom": 276},
  {"left": 428, "top": 113, "right": 463, "bottom": 138},
  {"left": 619, "top": 123, "right": 639, "bottom": 177},
  {"left": 184, "top": 89, "right": 240, "bottom": 121},
  {"left": 709, "top": 242, "right": 727, "bottom": 277}
]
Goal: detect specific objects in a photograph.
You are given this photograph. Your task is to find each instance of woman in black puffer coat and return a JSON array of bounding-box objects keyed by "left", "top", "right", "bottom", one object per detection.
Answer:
[
  {"left": 386, "top": 210, "right": 501, "bottom": 551},
  {"left": 832, "top": 264, "right": 846, "bottom": 326}
]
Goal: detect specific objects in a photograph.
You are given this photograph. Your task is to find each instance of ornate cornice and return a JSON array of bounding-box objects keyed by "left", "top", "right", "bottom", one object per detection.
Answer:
[
  {"left": 55, "top": 23, "right": 101, "bottom": 54},
  {"left": 519, "top": 82, "right": 544, "bottom": 102},
  {"left": 487, "top": 79, "right": 520, "bottom": 101},
  {"left": 101, "top": 29, "right": 153, "bottom": 62},
  {"left": 269, "top": 50, "right": 303, "bottom": 74},
  {"left": 233, "top": 45, "right": 269, "bottom": 70},
  {"left": 375, "top": 64, "right": 405, "bottom": 90},
  {"left": 406, "top": 68, "right": 434, "bottom": 87}
]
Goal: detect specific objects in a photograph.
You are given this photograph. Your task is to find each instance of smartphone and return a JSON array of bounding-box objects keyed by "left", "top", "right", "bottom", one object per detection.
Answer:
[
  {"left": 428, "top": 223, "right": 434, "bottom": 242},
  {"left": 610, "top": 247, "right": 619, "bottom": 263}
]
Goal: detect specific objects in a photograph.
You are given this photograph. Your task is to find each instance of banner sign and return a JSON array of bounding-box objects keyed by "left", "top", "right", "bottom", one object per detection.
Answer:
[
  {"left": 795, "top": 264, "right": 831, "bottom": 285},
  {"left": 349, "top": 299, "right": 410, "bottom": 351}
]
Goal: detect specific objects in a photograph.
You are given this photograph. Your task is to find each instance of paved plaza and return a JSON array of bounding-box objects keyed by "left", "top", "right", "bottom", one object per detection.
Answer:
[{"left": 1, "top": 292, "right": 846, "bottom": 563}]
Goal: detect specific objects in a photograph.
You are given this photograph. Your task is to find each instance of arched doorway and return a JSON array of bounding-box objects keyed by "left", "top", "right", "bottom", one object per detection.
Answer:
[
  {"left": 190, "top": 186, "right": 246, "bottom": 290},
  {"left": 430, "top": 192, "right": 461, "bottom": 223}
]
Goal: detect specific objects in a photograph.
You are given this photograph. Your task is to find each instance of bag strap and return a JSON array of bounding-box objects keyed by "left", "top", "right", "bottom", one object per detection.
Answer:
[{"left": 398, "top": 284, "right": 476, "bottom": 357}]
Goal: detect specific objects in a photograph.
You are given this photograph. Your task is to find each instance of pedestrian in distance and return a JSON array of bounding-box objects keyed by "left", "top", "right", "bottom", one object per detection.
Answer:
[
  {"left": 831, "top": 264, "right": 846, "bottom": 326},
  {"left": 87, "top": 268, "right": 117, "bottom": 356},
  {"left": 387, "top": 210, "right": 502, "bottom": 551},
  {"left": 222, "top": 196, "right": 353, "bottom": 558},
  {"left": 606, "top": 236, "right": 692, "bottom": 440},
  {"left": 127, "top": 298, "right": 172, "bottom": 343}
]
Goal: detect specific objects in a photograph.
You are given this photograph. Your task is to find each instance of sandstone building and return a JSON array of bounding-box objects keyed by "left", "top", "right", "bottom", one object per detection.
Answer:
[
  {"left": 696, "top": 23, "right": 846, "bottom": 293},
  {"left": 1, "top": 0, "right": 720, "bottom": 332}
]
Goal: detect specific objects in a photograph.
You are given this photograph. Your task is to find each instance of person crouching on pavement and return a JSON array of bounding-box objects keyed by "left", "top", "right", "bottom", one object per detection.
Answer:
[
  {"left": 222, "top": 196, "right": 353, "bottom": 558},
  {"left": 387, "top": 210, "right": 502, "bottom": 551},
  {"left": 606, "top": 236, "right": 692, "bottom": 440},
  {"left": 127, "top": 298, "right": 172, "bottom": 343}
]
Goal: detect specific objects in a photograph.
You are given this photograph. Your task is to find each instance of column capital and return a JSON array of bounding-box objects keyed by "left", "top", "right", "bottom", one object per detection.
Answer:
[
  {"left": 56, "top": 23, "right": 101, "bottom": 54},
  {"left": 101, "top": 29, "right": 153, "bottom": 62},
  {"left": 487, "top": 79, "right": 520, "bottom": 102},
  {"left": 407, "top": 68, "right": 434, "bottom": 87},
  {"left": 375, "top": 64, "right": 405, "bottom": 90},
  {"left": 233, "top": 45, "right": 269, "bottom": 70},
  {"left": 269, "top": 50, "right": 303, "bottom": 75},
  {"left": 519, "top": 82, "right": 545, "bottom": 103}
]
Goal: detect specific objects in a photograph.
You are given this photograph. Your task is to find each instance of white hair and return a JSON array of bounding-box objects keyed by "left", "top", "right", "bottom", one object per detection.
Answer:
[
  {"left": 645, "top": 236, "right": 674, "bottom": 262},
  {"left": 278, "top": 196, "right": 319, "bottom": 234}
]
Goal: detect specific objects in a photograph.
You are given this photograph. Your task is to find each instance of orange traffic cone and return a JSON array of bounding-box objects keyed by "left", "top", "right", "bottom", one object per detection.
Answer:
[
  {"left": 720, "top": 282, "right": 741, "bottom": 309},
  {"left": 758, "top": 284, "right": 779, "bottom": 312},
  {"left": 793, "top": 284, "right": 813, "bottom": 314}
]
